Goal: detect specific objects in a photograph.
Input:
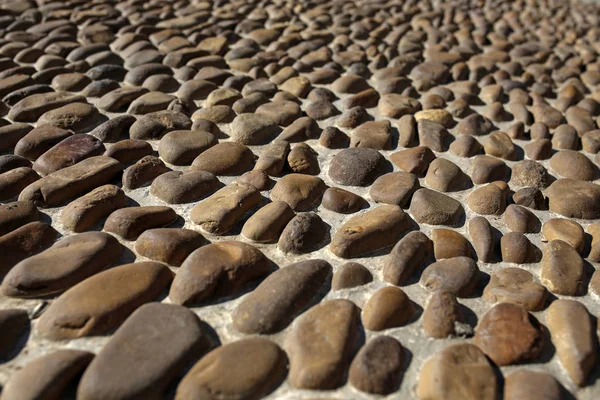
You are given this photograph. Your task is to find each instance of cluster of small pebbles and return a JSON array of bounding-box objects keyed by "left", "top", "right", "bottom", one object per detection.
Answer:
[{"left": 2, "top": 0, "right": 600, "bottom": 398}]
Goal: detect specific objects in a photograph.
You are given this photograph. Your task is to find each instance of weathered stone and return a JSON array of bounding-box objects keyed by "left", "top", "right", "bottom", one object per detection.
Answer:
[
  {"left": 0, "top": 167, "right": 40, "bottom": 201},
  {"left": 467, "top": 182, "right": 508, "bottom": 215},
  {"left": 169, "top": 241, "right": 270, "bottom": 305},
  {"left": 483, "top": 268, "right": 547, "bottom": 311},
  {"left": 541, "top": 240, "right": 584, "bottom": 296},
  {"left": 271, "top": 174, "right": 326, "bottom": 211},
  {"left": 542, "top": 219, "right": 585, "bottom": 253},
  {"left": 241, "top": 201, "right": 294, "bottom": 243},
  {"left": 175, "top": 338, "right": 287, "bottom": 400},
  {"left": 468, "top": 216, "right": 495, "bottom": 262},
  {"left": 150, "top": 170, "right": 220, "bottom": 204},
  {"left": 0, "top": 221, "right": 57, "bottom": 274},
  {"left": 474, "top": 303, "right": 543, "bottom": 366},
  {"left": 19, "top": 156, "right": 122, "bottom": 207},
  {"left": 349, "top": 336, "right": 405, "bottom": 395},
  {"left": 546, "top": 179, "right": 600, "bottom": 219},
  {"left": 419, "top": 257, "right": 479, "bottom": 297},
  {"left": 390, "top": 146, "right": 436, "bottom": 176},
  {"left": 425, "top": 158, "right": 470, "bottom": 192},
  {"left": 14, "top": 125, "right": 73, "bottom": 161},
  {"left": 504, "top": 204, "right": 539, "bottom": 233},
  {"left": 90, "top": 115, "right": 136, "bottom": 142},
  {"left": 0, "top": 309, "right": 28, "bottom": 360},
  {"left": 122, "top": 156, "right": 170, "bottom": 190},
  {"left": 254, "top": 140, "right": 289, "bottom": 176},
  {"left": 382, "top": 231, "right": 431, "bottom": 285},
  {"left": 130, "top": 110, "right": 192, "bottom": 140},
  {"left": 37, "top": 262, "right": 173, "bottom": 339},
  {"left": 287, "top": 143, "right": 320, "bottom": 175},
  {"left": 409, "top": 188, "right": 463, "bottom": 225},
  {"left": 432, "top": 229, "right": 472, "bottom": 260},
  {"left": 422, "top": 290, "right": 465, "bottom": 338},
  {"left": 416, "top": 344, "right": 497, "bottom": 400},
  {"left": 104, "top": 206, "right": 177, "bottom": 240},
  {"left": 551, "top": 151, "right": 597, "bottom": 182},
  {"left": 0, "top": 349, "right": 94, "bottom": 400},
  {"left": 321, "top": 187, "right": 367, "bottom": 214},
  {"left": 230, "top": 113, "right": 279, "bottom": 145},
  {"left": 330, "top": 205, "right": 409, "bottom": 258},
  {"left": 190, "top": 183, "right": 260, "bottom": 234},
  {"left": 332, "top": 262, "right": 372, "bottom": 290},
  {"left": 33, "top": 134, "right": 105, "bottom": 176},
  {"left": 1, "top": 232, "right": 122, "bottom": 298},
  {"left": 471, "top": 155, "right": 508, "bottom": 184},
  {"left": 329, "top": 147, "right": 388, "bottom": 186},
  {"left": 233, "top": 259, "right": 331, "bottom": 334},
  {"left": 278, "top": 213, "right": 328, "bottom": 254},
  {"left": 362, "top": 286, "right": 413, "bottom": 331},
  {"left": 135, "top": 228, "right": 207, "bottom": 267},
  {"left": 236, "top": 169, "right": 271, "bottom": 191},
  {"left": 287, "top": 299, "right": 360, "bottom": 390},
  {"left": 370, "top": 172, "right": 419, "bottom": 207},
  {"left": 37, "top": 103, "right": 103, "bottom": 133},
  {"left": 547, "top": 299, "right": 597, "bottom": 386},
  {"left": 158, "top": 130, "right": 217, "bottom": 166},
  {"left": 504, "top": 370, "right": 563, "bottom": 400},
  {"left": 77, "top": 303, "right": 212, "bottom": 400},
  {"left": 511, "top": 160, "right": 550, "bottom": 188},
  {"left": 8, "top": 92, "right": 85, "bottom": 122},
  {"left": 192, "top": 142, "right": 255, "bottom": 176}
]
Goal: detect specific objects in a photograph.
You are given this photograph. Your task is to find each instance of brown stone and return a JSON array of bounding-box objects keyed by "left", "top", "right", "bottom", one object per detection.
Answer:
[
  {"left": 0, "top": 350, "right": 94, "bottom": 400},
  {"left": 321, "top": 187, "right": 367, "bottom": 214},
  {"left": 504, "top": 204, "right": 539, "bottom": 233},
  {"left": 122, "top": 155, "right": 170, "bottom": 190},
  {"left": 135, "top": 228, "right": 207, "bottom": 266},
  {"left": 362, "top": 286, "right": 413, "bottom": 331},
  {"left": 501, "top": 232, "right": 539, "bottom": 264},
  {"left": 232, "top": 259, "right": 331, "bottom": 334},
  {"left": 0, "top": 200, "right": 39, "bottom": 236},
  {"left": 190, "top": 183, "right": 260, "bottom": 234},
  {"left": 330, "top": 205, "right": 409, "bottom": 258},
  {"left": 271, "top": 174, "right": 326, "bottom": 211},
  {"left": 349, "top": 336, "right": 405, "bottom": 395},
  {"left": 332, "top": 262, "right": 372, "bottom": 290},
  {"left": 175, "top": 338, "right": 287, "bottom": 400},
  {"left": 419, "top": 257, "right": 479, "bottom": 297},
  {"left": 382, "top": 231, "right": 431, "bottom": 285},
  {"left": 390, "top": 146, "right": 436, "bottom": 176},
  {"left": 191, "top": 142, "right": 255, "bottom": 176},
  {"left": 546, "top": 179, "right": 600, "bottom": 219},
  {"left": 0, "top": 309, "right": 29, "bottom": 361},
  {"left": 286, "top": 299, "right": 360, "bottom": 390},
  {"left": 541, "top": 240, "right": 584, "bottom": 296},
  {"left": 61, "top": 185, "right": 127, "bottom": 232},
  {"left": 432, "top": 229, "right": 472, "bottom": 260},
  {"left": 104, "top": 206, "right": 177, "bottom": 240},
  {"left": 468, "top": 216, "right": 495, "bottom": 262},
  {"left": 416, "top": 344, "right": 497, "bottom": 400},
  {"left": 504, "top": 370, "right": 564, "bottom": 400},
  {"left": 422, "top": 290, "right": 465, "bottom": 338},
  {"left": 474, "top": 303, "right": 544, "bottom": 366},
  {"left": 0, "top": 232, "right": 122, "bottom": 298},
  {"left": 77, "top": 303, "right": 212, "bottom": 400},
  {"left": 37, "top": 262, "right": 173, "bottom": 339},
  {"left": 169, "top": 241, "right": 270, "bottom": 305},
  {"left": 542, "top": 218, "right": 585, "bottom": 253},
  {"left": 547, "top": 299, "right": 597, "bottom": 386},
  {"left": 409, "top": 188, "right": 463, "bottom": 225},
  {"left": 242, "top": 201, "right": 295, "bottom": 243},
  {"left": 0, "top": 167, "right": 40, "bottom": 201},
  {"left": 0, "top": 222, "right": 57, "bottom": 274},
  {"left": 150, "top": 170, "right": 221, "bottom": 204},
  {"left": 19, "top": 156, "right": 122, "bottom": 208}
]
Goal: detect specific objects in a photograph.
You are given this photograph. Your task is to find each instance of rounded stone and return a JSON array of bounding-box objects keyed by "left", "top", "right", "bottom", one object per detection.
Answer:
[{"left": 329, "top": 148, "right": 387, "bottom": 186}]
